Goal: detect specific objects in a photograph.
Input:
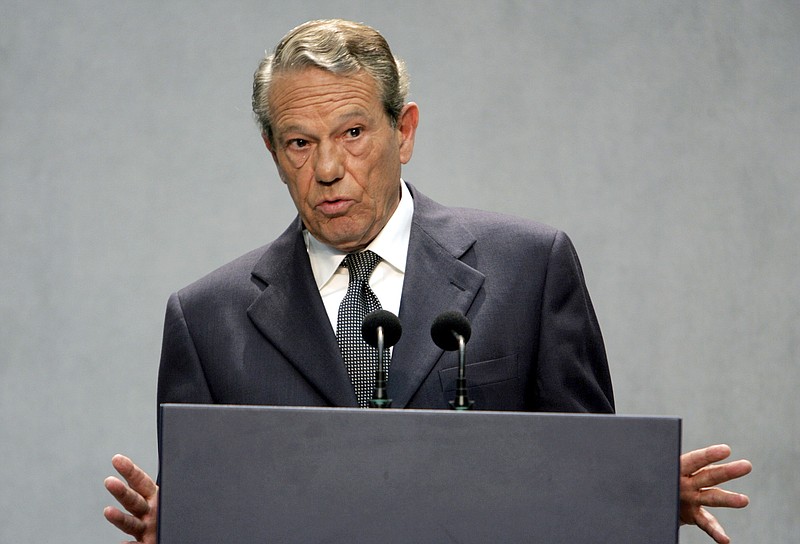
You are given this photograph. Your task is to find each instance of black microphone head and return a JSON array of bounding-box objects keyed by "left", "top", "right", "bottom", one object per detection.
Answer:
[
  {"left": 362, "top": 310, "right": 402, "bottom": 348},
  {"left": 430, "top": 311, "right": 472, "bottom": 351}
]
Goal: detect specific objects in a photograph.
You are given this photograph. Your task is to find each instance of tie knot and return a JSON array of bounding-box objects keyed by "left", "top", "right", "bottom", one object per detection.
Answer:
[{"left": 343, "top": 250, "right": 382, "bottom": 282}]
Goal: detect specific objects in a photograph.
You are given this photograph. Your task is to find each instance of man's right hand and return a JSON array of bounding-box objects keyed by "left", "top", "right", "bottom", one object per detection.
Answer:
[{"left": 104, "top": 454, "right": 159, "bottom": 544}]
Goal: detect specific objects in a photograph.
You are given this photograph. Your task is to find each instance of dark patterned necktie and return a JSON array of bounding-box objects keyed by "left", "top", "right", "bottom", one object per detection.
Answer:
[{"left": 336, "top": 250, "right": 388, "bottom": 407}]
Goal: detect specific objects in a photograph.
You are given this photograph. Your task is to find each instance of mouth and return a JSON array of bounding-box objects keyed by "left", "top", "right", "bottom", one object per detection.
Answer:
[{"left": 316, "top": 198, "right": 354, "bottom": 216}]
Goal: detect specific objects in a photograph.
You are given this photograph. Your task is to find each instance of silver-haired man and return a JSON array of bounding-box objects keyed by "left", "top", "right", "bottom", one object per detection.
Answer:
[{"left": 105, "top": 19, "right": 751, "bottom": 544}]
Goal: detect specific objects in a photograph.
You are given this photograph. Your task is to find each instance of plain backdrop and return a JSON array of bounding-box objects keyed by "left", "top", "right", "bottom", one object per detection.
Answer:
[{"left": 1, "top": 1, "right": 797, "bottom": 542}]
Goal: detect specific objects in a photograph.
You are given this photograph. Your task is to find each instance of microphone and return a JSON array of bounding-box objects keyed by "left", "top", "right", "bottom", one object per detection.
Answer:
[
  {"left": 431, "top": 311, "right": 475, "bottom": 410},
  {"left": 362, "top": 310, "right": 402, "bottom": 408}
]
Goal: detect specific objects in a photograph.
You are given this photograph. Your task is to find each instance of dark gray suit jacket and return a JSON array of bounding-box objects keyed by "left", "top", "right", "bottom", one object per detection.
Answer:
[{"left": 157, "top": 184, "right": 614, "bottom": 422}]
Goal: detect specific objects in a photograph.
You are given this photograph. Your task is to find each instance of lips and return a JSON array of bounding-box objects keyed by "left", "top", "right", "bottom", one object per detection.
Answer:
[{"left": 316, "top": 197, "right": 354, "bottom": 216}]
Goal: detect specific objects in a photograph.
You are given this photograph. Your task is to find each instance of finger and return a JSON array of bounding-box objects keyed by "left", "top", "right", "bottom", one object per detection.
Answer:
[
  {"left": 104, "top": 476, "right": 150, "bottom": 517},
  {"left": 692, "top": 459, "right": 753, "bottom": 488},
  {"left": 692, "top": 507, "right": 730, "bottom": 544},
  {"left": 681, "top": 444, "right": 731, "bottom": 475},
  {"left": 112, "top": 454, "right": 158, "bottom": 499},
  {"left": 103, "top": 505, "right": 146, "bottom": 538},
  {"left": 697, "top": 487, "right": 750, "bottom": 509}
]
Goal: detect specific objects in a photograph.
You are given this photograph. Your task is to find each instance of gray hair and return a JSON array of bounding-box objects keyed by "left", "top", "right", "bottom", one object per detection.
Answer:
[{"left": 252, "top": 19, "right": 410, "bottom": 143}]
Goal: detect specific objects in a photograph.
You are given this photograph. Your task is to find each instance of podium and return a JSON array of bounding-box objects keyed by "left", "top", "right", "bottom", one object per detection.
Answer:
[{"left": 158, "top": 404, "right": 680, "bottom": 543}]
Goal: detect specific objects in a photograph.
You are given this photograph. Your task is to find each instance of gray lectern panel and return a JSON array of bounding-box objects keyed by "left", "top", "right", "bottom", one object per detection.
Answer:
[{"left": 159, "top": 405, "right": 680, "bottom": 543}]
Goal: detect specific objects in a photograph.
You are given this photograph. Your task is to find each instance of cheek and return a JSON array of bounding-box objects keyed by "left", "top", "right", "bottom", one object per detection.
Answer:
[
  {"left": 345, "top": 138, "right": 370, "bottom": 158},
  {"left": 286, "top": 150, "right": 311, "bottom": 169},
  {"left": 358, "top": 143, "right": 395, "bottom": 186},
  {"left": 276, "top": 154, "right": 310, "bottom": 188},
  {"left": 278, "top": 169, "right": 313, "bottom": 208},
  {"left": 277, "top": 149, "right": 310, "bottom": 173}
]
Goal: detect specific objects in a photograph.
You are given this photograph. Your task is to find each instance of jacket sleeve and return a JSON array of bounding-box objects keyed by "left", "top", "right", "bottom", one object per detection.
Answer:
[
  {"left": 156, "top": 292, "right": 214, "bottom": 451},
  {"left": 533, "top": 230, "right": 615, "bottom": 413}
]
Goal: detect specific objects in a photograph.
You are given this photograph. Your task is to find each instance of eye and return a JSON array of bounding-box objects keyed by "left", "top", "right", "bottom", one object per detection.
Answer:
[
  {"left": 346, "top": 127, "right": 362, "bottom": 138},
  {"left": 288, "top": 138, "right": 309, "bottom": 149}
]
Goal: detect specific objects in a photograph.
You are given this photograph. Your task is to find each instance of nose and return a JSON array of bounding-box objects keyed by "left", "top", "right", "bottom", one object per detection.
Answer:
[{"left": 314, "top": 140, "right": 344, "bottom": 184}]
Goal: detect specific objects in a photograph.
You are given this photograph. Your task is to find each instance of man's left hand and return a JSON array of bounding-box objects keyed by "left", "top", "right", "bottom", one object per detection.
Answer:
[{"left": 680, "top": 444, "right": 752, "bottom": 544}]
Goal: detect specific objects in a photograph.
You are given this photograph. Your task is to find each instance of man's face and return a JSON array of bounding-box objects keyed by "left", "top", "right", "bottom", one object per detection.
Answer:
[{"left": 265, "top": 67, "right": 418, "bottom": 253}]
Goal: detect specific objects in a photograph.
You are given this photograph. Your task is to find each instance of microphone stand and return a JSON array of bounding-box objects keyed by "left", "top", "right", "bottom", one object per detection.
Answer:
[
  {"left": 449, "top": 335, "right": 474, "bottom": 410},
  {"left": 369, "top": 326, "right": 392, "bottom": 408}
]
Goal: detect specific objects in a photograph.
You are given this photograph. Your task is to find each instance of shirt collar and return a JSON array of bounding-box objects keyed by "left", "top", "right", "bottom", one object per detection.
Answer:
[{"left": 304, "top": 180, "right": 414, "bottom": 290}]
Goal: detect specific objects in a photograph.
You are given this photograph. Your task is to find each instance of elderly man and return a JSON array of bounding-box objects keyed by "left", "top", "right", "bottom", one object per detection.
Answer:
[{"left": 104, "top": 19, "right": 750, "bottom": 543}]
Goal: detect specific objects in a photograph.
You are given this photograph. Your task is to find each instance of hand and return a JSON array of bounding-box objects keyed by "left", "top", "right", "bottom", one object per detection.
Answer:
[
  {"left": 103, "top": 454, "right": 159, "bottom": 544},
  {"left": 680, "top": 444, "right": 752, "bottom": 544}
]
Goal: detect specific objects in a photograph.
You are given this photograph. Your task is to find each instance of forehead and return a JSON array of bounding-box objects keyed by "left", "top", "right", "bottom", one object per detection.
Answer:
[{"left": 269, "top": 68, "right": 384, "bottom": 131}]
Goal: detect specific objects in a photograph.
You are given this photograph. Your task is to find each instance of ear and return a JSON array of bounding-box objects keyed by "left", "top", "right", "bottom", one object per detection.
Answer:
[
  {"left": 262, "top": 132, "right": 278, "bottom": 162},
  {"left": 396, "top": 103, "right": 419, "bottom": 165}
]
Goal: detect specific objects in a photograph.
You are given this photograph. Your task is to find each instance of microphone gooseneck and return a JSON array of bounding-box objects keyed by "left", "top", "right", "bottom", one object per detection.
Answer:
[
  {"left": 431, "top": 311, "right": 475, "bottom": 410},
  {"left": 362, "top": 310, "right": 402, "bottom": 408}
]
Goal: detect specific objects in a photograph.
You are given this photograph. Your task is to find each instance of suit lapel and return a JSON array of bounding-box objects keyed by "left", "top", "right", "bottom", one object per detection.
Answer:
[
  {"left": 389, "top": 187, "right": 485, "bottom": 407},
  {"left": 246, "top": 218, "right": 358, "bottom": 407}
]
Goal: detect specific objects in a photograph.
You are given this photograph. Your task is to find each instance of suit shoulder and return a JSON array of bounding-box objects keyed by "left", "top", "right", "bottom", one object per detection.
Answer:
[
  {"left": 409, "top": 182, "right": 565, "bottom": 245},
  {"left": 174, "top": 243, "right": 271, "bottom": 303},
  {"left": 440, "top": 205, "right": 568, "bottom": 255},
  {"left": 454, "top": 206, "right": 558, "bottom": 235}
]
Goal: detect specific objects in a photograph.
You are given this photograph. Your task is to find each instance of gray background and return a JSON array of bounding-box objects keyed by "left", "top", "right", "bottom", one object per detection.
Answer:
[{"left": 1, "top": 1, "right": 797, "bottom": 542}]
